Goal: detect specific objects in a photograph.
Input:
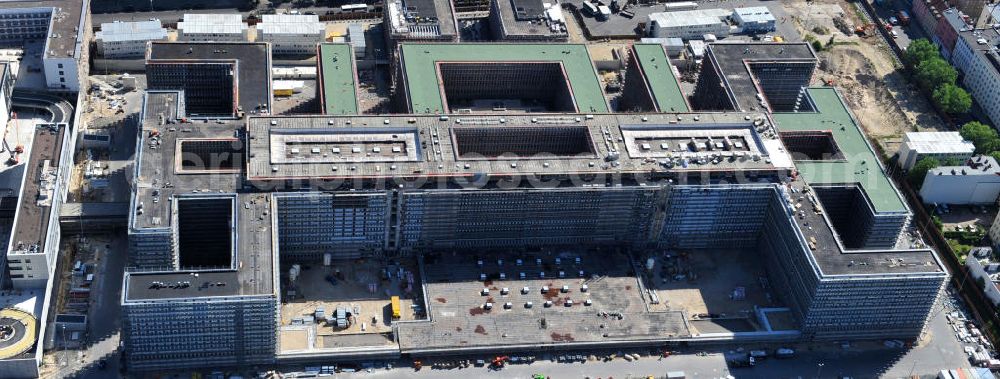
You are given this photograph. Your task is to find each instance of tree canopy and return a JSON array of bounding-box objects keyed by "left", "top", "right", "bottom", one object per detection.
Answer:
[
  {"left": 916, "top": 58, "right": 958, "bottom": 90},
  {"left": 905, "top": 39, "right": 939, "bottom": 68},
  {"left": 933, "top": 83, "right": 972, "bottom": 114},
  {"left": 909, "top": 157, "right": 940, "bottom": 187},
  {"left": 960, "top": 121, "right": 999, "bottom": 154}
]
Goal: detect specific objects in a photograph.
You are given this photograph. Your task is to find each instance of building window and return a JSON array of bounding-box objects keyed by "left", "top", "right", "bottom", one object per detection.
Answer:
[
  {"left": 57, "top": 63, "right": 63, "bottom": 68},
  {"left": 59, "top": 78, "right": 64, "bottom": 83}
]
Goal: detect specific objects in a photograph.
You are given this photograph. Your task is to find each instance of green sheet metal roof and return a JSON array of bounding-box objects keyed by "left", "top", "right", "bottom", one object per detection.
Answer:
[
  {"left": 399, "top": 43, "right": 609, "bottom": 114},
  {"left": 318, "top": 43, "right": 358, "bottom": 115},
  {"left": 772, "top": 87, "right": 907, "bottom": 213},
  {"left": 633, "top": 43, "right": 689, "bottom": 112}
]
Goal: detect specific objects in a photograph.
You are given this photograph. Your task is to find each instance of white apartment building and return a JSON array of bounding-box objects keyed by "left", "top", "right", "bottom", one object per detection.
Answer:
[
  {"left": 898, "top": 131, "right": 975, "bottom": 170},
  {"left": 95, "top": 20, "right": 167, "bottom": 58},
  {"left": 177, "top": 14, "right": 248, "bottom": 42},
  {"left": 920, "top": 156, "right": 1000, "bottom": 205},
  {"left": 967, "top": 248, "right": 1000, "bottom": 307},
  {"left": 952, "top": 29, "right": 1000, "bottom": 128},
  {"left": 648, "top": 9, "right": 733, "bottom": 40},
  {"left": 256, "top": 14, "right": 325, "bottom": 56}
]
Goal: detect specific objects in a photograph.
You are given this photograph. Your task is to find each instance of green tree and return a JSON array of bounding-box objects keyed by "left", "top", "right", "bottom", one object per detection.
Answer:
[
  {"left": 989, "top": 151, "right": 1000, "bottom": 163},
  {"left": 904, "top": 39, "right": 939, "bottom": 68},
  {"left": 909, "top": 157, "right": 940, "bottom": 187},
  {"left": 811, "top": 39, "right": 824, "bottom": 52},
  {"left": 916, "top": 58, "right": 958, "bottom": 90},
  {"left": 960, "top": 121, "right": 999, "bottom": 154},
  {"left": 942, "top": 157, "right": 963, "bottom": 166},
  {"left": 933, "top": 83, "right": 972, "bottom": 114}
]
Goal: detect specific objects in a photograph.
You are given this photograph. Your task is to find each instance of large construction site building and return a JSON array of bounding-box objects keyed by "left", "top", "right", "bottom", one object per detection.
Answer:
[{"left": 121, "top": 41, "right": 949, "bottom": 371}]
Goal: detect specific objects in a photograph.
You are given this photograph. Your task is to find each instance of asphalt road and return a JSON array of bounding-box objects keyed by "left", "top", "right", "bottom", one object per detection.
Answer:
[{"left": 869, "top": 0, "right": 928, "bottom": 51}]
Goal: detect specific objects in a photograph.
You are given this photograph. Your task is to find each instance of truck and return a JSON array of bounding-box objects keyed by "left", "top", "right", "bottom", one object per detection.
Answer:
[
  {"left": 726, "top": 353, "right": 755, "bottom": 367},
  {"left": 775, "top": 348, "right": 795, "bottom": 359},
  {"left": 391, "top": 296, "right": 401, "bottom": 319},
  {"left": 896, "top": 10, "right": 910, "bottom": 25}
]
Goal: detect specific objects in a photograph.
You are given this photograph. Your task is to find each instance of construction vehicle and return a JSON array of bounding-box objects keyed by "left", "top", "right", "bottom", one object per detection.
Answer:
[
  {"left": 489, "top": 355, "right": 509, "bottom": 370},
  {"left": 391, "top": 296, "right": 401, "bottom": 319},
  {"left": 855, "top": 23, "right": 876, "bottom": 37}
]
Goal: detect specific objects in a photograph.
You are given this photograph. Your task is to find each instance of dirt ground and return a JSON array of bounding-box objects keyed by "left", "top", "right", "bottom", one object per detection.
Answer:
[
  {"left": 784, "top": 0, "right": 948, "bottom": 155},
  {"left": 646, "top": 250, "right": 777, "bottom": 319}
]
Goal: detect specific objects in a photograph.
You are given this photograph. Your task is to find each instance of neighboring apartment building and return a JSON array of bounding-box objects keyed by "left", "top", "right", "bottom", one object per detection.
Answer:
[
  {"left": 95, "top": 20, "right": 167, "bottom": 58},
  {"left": 967, "top": 247, "right": 1000, "bottom": 307},
  {"left": 177, "top": 14, "right": 248, "bottom": 42},
  {"left": 920, "top": 156, "right": 1000, "bottom": 205},
  {"left": 898, "top": 131, "right": 976, "bottom": 170},
  {"left": 256, "top": 14, "right": 325, "bottom": 56},
  {"left": 952, "top": 27, "right": 1000, "bottom": 128}
]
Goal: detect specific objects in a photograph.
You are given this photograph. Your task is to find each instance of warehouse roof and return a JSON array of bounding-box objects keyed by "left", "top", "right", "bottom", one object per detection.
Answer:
[
  {"left": 397, "top": 43, "right": 608, "bottom": 114},
  {"left": 317, "top": 43, "right": 359, "bottom": 115},
  {"left": 772, "top": 87, "right": 907, "bottom": 213},
  {"left": 903, "top": 131, "right": 975, "bottom": 155},
  {"left": 178, "top": 13, "right": 248, "bottom": 36},
  {"left": 96, "top": 20, "right": 167, "bottom": 43},
  {"left": 632, "top": 43, "right": 690, "bottom": 112}
]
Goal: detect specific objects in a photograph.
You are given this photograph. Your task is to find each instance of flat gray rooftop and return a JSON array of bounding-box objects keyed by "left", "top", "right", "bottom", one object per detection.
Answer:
[
  {"left": 0, "top": 0, "right": 89, "bottom": 59},
  {"left": 10, "top": 124, "right": 65, "bottom": 258},
  {"left": 127, "top": 91, "right": 275, "bottom": 301},
  {"left": 147, "top": 41, "right": 272, "bottom": 116},
  {"left": 494, "top": 0, "right": 568, "bottom": 40},
  {"left": 705, "top": 42, "right": 817, "bottom": 112},
  {"left": 783, "top": 180, "right": 944, "bottom": 276},
  {"left": 246, "top": 113, "right": 786, "bottom": 182}
]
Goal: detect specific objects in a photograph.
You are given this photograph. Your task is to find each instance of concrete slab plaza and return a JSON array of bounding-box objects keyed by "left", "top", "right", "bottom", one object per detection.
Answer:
[
  {"left": 396, "top": 250, "right": 691, "bottom": 353},
  {"left": 279, "top": 259, "right": 423, "bottom": 353}
]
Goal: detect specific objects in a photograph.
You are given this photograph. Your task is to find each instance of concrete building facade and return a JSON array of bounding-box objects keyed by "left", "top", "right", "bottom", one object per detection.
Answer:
[
  {"left": 0, "top": 1, "right": 91, "bottom": 92},
  {"left": 920, "top": 156, "right": 1000, "bottom": 205}
]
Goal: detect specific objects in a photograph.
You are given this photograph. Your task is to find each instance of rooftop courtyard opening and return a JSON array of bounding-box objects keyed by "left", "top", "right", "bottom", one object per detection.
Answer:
[
  {"left": 813, "top": 185, "right": 870, "bottom": 249},
  {"left": 177, "top": 139, "right": 243, "bottom": 173},
  {"left": 176, "top": 197, "right": 235, "bottom": 269},
  {"left": 779, "top": 131, "right": 844, "bottom": 160},
  {"left": 452, "top": 126, "right": 596, "bottom": 159},
  {"left": 437, "top": 62, "right": 578, "bottom": 113}
]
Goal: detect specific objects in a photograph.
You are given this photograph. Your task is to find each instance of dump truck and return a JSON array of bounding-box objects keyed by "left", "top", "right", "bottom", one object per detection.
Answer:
[{"left": 391, "top": 296, "right": 401, "bottom": 319}]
